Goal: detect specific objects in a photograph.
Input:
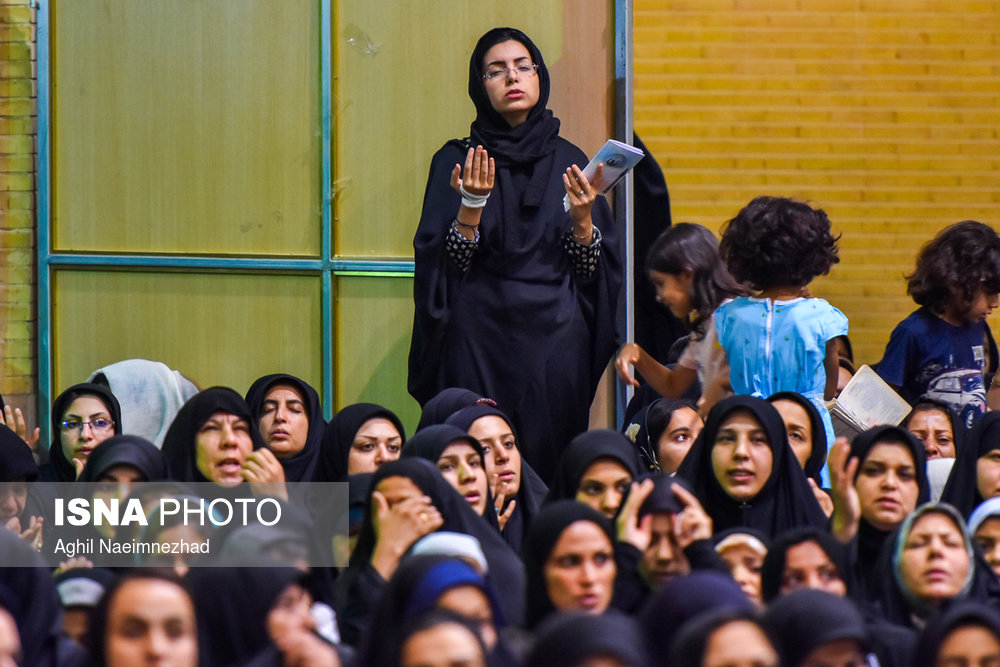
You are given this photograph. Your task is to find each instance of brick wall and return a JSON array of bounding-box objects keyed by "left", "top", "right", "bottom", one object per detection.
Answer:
[
  {"left": 634, "top": 1, "right": 1000, "bottom": 365},
  {"left": 0, "top": 0, "right": 36, "bottom": 424}
]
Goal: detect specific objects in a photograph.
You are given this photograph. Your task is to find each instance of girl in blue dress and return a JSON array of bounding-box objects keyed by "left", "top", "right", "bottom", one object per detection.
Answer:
[{"left": 715, "top": 196, "right": 848, "bottom": 453}]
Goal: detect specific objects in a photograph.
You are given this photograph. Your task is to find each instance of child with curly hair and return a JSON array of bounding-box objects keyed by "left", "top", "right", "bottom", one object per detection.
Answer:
[
  {"left": 715, "top": 196, "right": 848, "bottom": 452},
  {"left": 877, "top": 220, "right": 1000, "bottom": 428}
]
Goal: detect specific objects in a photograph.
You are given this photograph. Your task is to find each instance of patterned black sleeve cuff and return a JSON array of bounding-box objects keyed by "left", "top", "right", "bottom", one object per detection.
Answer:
[
  {"left": 562, "top": 226, "right": 602, "bottom": 280},
  {"left": 446, "top": 221, "right": 478, "bottom": 273}
]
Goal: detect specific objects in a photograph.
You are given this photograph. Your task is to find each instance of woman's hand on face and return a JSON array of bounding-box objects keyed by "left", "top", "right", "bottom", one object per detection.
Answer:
[
  {"left": 616, "top": 478, "right": 655, "bottom": 552},
  {"left": 370, "top": 490, "right": 443, "bottom": 579},
  {"left": 671, "top": 483, "right": 713, "bottom": 549},
  {"left": 493, "top": 488, "right": 516, "bottom": 532},
  {"left": 451, "top": 145, "right": 495, "bottom": 197},
  {"left": 563, "top": 163, "right": 603, "bottom": 224},
  {"left": 244, "top": 448, "right": 289, "bottom": 501}
]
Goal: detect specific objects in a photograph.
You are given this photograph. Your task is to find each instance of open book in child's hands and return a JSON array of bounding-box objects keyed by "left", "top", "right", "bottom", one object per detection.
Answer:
[
  {"left": 563, "top": 139, "right": 645, "bottom": 212},
  {"left": 826, "top": 365, "right": 913, "bottom": 440}
]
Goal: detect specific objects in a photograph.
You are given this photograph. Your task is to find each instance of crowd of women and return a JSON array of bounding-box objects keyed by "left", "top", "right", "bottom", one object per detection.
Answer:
[{"left": 2, "top": 23, "right": 1000, "bottom": 667}]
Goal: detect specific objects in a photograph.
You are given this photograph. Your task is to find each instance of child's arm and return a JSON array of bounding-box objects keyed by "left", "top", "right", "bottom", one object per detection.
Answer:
[
  {"left": 615, "top": 342, "right": 698, "bottom": 398},
  {"left": 824, "top": 339, "right": 839, "bottom": 401}
]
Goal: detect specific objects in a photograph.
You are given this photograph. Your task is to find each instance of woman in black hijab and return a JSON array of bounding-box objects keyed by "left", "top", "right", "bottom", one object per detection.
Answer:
[
  {"left": 761, "top": 589, "right": 871, "bottom": 667},
  {"left": 407, "top": 27, "right": 623, "bottom": 482},
  {"left": 941, "top": 410, "right": 1000, "bottom": 518},
  {"left": 314, "top": 402, "right": 406, "bottom": 483},
  {"left": 675, "top": 396, "right": 828, "bottom": 539},
  {"left": 75, "top": 434, "right": 168, "bottom": 483},
  {"left": 336, "top": 458, "right": 525, "bottom": 645},
  {"left": 760, "top": 527, "right": 852, "bottom": 603},
  {"left": 768, "top": 390, "right": 828, "bottom": 486},
  {"left": 415, "top": 387, "right": 494, "bottom": 431},
  {"left": 41, "top": 383, "right": 123, "bottom": 482},
  {"left": 446, "top": 403, "right": 548, "bottom": 551},
  {"left": 913, "top": 601, "right": 1000, "bottom": 667},
  {"left": 546, "top": 429, "right": 641, "bottom": 520},
  {"left": 245, "top": 373, "right": 325, "bottom": 483},
  {"left": 526, "top": 611, "right": 650, "bottom": 667},
  {"left": 670, "top": 608, "right": 778, "bottom": 667}
]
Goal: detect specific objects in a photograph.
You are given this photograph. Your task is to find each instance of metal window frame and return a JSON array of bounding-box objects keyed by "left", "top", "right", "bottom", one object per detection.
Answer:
[{"left": 35, "top": 0, "right": 631, "bottom": 440}]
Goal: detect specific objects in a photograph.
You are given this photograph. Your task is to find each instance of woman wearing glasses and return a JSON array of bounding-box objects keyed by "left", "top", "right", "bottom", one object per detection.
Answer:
[
  {"left": 409, "top": 27, "right": 623, "bottom": 482},
  {"left": 40, "top": 382, "right": 123, "bottom": 482}
]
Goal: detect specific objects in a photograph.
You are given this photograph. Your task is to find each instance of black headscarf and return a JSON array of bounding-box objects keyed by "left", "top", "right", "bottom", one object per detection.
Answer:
[
  {"left": 245, "top": 373, "right": 325, "bottom": 483},
  {"left": 359, "top": 554, "right": 505, "bottom": 666},
  {"left": 638, "top": 570, "right": 755, "bottom": 667},
  {"left": 761, "top": 589, "right": 869, "bottom": 667},
  {"left": 415, "top": 387, "right": 493, "bottom": 431},
  {"left": 760, "top": 527, "right": 852, "bottom": 603},
  {"left": 187, "top": 565, "right": 304, "bottom": 667},
  {"left": 675, "top": 396, "right": 828, "bottom": 538},
  {"left": 623, "top": 397, "right": 700, "bottom": 473},
  {"left": 344, "top": 458, "right": 525, "bottom": 627},
  {"left": 75, "top": 434, "right": 167, "bottom": 483},
  {"left": 768, "top": 390, "right": 828, "bottom": 485},
  {"left": 445, "top": 403, "right": 548, "bottom": 551},
  {"left": 849, "top": 425, "right": 931, "bottom": 600},
  {"left": 401, "top": 424, "right": 500, "bottom": 529},
  {"left": 526, "top": 610, "right": 650, "bottom": 667},
  {"left": 522, "top": 500, "right": 616, "bottom": 629},
  {"left": 160, "top": 387, "right": 265, "bottom": 484},
  {"left": 546, "top": 429, "right": 641, "bottom": 505},
  {"left": 941, "top": 411, "right": 1000, "bottom": 518},
  {"left": 913, "top": 601, "right": 1000, "bottom": 667},
  {"left": 669, "top": 609, "right": 774, "bottom": 667},
  {"left": 314, "top": 403, "right": 406, "bottom": 483},
  {"left": 0, "top": 424, "right": 37, "bottom": 482},
  {"left": 42, "top": 383, "right": 123, "bottom": 482}
]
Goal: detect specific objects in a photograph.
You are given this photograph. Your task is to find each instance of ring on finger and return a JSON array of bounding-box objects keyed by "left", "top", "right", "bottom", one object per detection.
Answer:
[
  {"left": 419, "top": 512, "right": 429, "bottom": 522},
  {"left": 578, "top": 189, "right": 585, "bottom": 196}
]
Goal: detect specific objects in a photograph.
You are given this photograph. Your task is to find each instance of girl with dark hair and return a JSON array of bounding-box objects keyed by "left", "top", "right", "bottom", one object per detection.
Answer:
[
  {"left": 616, "top": 223, "right": 746, "bottom": 416},
  {"left": 674, "top": 396, "right": 828, "bottom": 539},
  {"left": 245, "top": 373, "right": 325, "bottom": 483},
  {"left": 41, "top": 383, "right": 123, "bottom": 482},
  {"left": 624, "top": 398, "right": 703, "bottom": 474},
  {"left": 716, "top": 196, "right": 848, "bottom": 453},
  {"left": 408, "top": 27, "right": 623, "bottom": 482},
  {"left": 878, "top": 220, "right": 1000, "bottom": 426}
]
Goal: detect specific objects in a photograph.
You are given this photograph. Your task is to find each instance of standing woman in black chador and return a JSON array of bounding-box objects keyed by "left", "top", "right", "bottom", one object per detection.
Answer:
[{"left": 408, "top": 27, "right": 623, "bottom": 481}]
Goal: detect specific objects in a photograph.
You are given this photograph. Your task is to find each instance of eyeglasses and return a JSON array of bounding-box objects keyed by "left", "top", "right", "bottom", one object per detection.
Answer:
[
  {"left": 60, "top": 418, "right": 115, "bottom": 434},
  {"left": 482, "top": 63, "right": 538, "bottom": 82}
]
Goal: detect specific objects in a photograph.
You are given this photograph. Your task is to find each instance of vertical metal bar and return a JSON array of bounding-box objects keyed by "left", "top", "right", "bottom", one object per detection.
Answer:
[
  {"left": 320, "top": 0, "right": 334, "bottom": 420},
  {"left": 614, "top": 0, "right": 635, "bottom": 428},
  {"left": 35, "top": 0, "right": 53, "bottom": 445}
]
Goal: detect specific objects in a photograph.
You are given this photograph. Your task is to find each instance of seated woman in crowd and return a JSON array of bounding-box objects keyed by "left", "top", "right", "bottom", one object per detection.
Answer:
[
  {"left": 675, "top": 396, "right": 828, "bottom": 539},
  {"left": 670, "top": 608, "right": 778, "bottom": 667},
  {"left": 546, "top": 430, "right": 641, "bottom": 520},
  {"left": 42, "top": 383, "right": 123, "bottom": 482},
  {"left": 445, "top": 403, "right": 548, "bottom": 551},
  {"left": 761, "top": 589, "right": 872, "bottom": 667},
  {"left": 904, "top": 398, "right": 961, "bottom": 461},
  {"left": 768, "top": 390, "right": 828, "bottom": 488},
  {"left": 970, "top": 497, "right": 1000, "bottom": 580},
  {"left": 942, "top": 411, "right": 1000, "bottom": 518},
  {"left": 912, "top": 601, "right": 1000, "bottom": 667},
  {"left": 245, "top": 373, "right": 325, "bottom": 483},
  {"left": 316, "top": 403, "right": 406, "bottom": 482},
  {"left": 526, "top": 612, "right": 650, "bottom": 667},
  {"left": 623, "top": 398, "right": 703, "bottom": 475}
]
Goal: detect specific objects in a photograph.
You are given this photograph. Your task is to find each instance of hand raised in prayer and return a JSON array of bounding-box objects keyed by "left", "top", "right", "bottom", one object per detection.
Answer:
[
  {"left": 0, "top": 406, "right": 39, "bottom": 453},
  {"left": 451, "top": 145, "right": 495, "bottom": 198},
  {"left": 828, "top": 436, "right": 860, "bottom": 543}
]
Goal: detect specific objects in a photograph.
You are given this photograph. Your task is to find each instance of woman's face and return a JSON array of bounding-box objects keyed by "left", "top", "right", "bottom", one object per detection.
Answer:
[
  {"left": 648, "top": 270, "right": 694, "bottom": 320},
  {"left": 468, "top": 416, "right": 521, "bottom": 500},
  {"left": 717, "top": 542, "right": 765, "bottom": 606},
  {"left": 854, "top": 442, "right": 920, "bottom": 532},
  {"left": 899, "top": 512, "right": 970, "bottom": 607},
  {"left": 770, "top": 399, "right": 813, "bottom": 470},
  {"left": 543, "top": 520, "right": 616, "bottom": 615},
  {"left": 711, "top": 409, "right": 773, "bottom": 502},
  {"left": 906, "top": 409, "right": 956, "bottom": 460},
  {"left": 194, "top": 412, "right": 254, "bottom": 487},
  {"left": 974, "top": 517, "right": 1000, "bottom": 580},
  {"left": 347, "top": 417, "right": 402, "bottom": 475},
  {"left": 977, "top": 450, "right": 1000, "bottom": 502},
  {"left": 702, "top": 620, "right": 779, "bottom": 667},
  {"left": 267, "top": 583, "right": 316, "bottom": 646},
  {"left": 60, "top": 395, "right": 116, "bottom": 468},
  {"left": 436, "top": 442, "right": 489, "bottom": 515},
  {"left": 104, "top": 579, "right": 198, "bottom": 667},
  {"left": 436, "top": 585, "right": 497, "bottom": 649},
  {"left": 481, "top": 39, "right": 540, "bottom": 127},
  {"left": 657, "top": 407, "right": 703, "bottom": 474},
  {"left": 150, "top": 524, "right": 209, "bottom": 578},
  {"left": 576, "top": 458, "right": 632, "bottom": 519},
  {"left": 401, "top": 622, "right": 486, "bottom": 667},
  {"left": 258, "top": 385, "right": 309, "bottom": 460},
  {"left": 936, "top": 625, "right": 1000, "bottom": 667},
  {"left": 780, "top": 540, "right": 847, "bottom": 598}
]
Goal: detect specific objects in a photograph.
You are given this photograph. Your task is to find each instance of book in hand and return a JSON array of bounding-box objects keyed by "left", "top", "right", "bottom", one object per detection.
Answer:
[
  {"left": 563, "top": 139, "right": 645, "bottom": 211},
  {"left": 826, "top": 364, "right": 912, "bottom": 440}
]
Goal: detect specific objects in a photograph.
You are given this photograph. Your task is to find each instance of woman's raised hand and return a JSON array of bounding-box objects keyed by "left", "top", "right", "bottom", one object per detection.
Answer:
[
  {"left": 828, "top": 436, "right": 861, "bottom": 543},
  {"left": 563, "top": 163, "right": 603, "bottom": 224},
  {"left": 451, "top": 145, "right": 495, "bottom": 198}
]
